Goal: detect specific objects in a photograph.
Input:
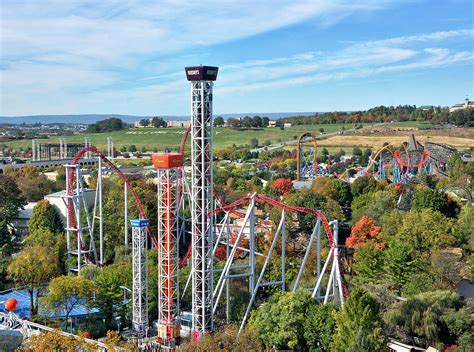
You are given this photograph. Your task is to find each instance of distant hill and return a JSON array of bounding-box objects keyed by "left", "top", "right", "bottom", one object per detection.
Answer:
[{"left": 0, "top": 112, "right": 319, "bottom": 125}]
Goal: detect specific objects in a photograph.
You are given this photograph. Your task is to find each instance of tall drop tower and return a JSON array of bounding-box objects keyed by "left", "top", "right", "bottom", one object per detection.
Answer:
[
  {"left": 154, "top": 153, "right": 183, "bottom": 350},
  {"left": 185, "top": 65, "right": 219, "bottom": 338}
]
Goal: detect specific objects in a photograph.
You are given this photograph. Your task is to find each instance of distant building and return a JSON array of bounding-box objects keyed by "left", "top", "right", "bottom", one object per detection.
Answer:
[
  {"left": 268, "top": 120, "right": 277, "bottom": 127},
  {"left": 283, "top": 123, "right": 292, "bottom": 128},
  {"left": 166, "top": 120, "right": 192, "bottom": 128},
  {"left": 449, "top": 98, "right": 474, "bottom": 113},
  {"left": 419, "top": 105, "right": 434, "bottom": 111},
  {"left": 134, "top": 118, "right": 191, "bottom": 128},
  {"left": 11, "top": 202, "right": 37, "bottom": 237}
]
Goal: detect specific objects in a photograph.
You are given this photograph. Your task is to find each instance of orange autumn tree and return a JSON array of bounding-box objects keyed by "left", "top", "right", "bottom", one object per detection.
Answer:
[
  {"left": 215, "top": 233, "right": 249, "bottom": 261},
  {"left": 346, "top": 216, "right": 383, "bottom": 249},
  {"left": 272, "top": 178, "right": 293, "bottom": 196}
]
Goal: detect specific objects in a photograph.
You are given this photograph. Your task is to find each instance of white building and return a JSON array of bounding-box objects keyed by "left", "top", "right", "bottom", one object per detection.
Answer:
[
  {"left": 45, "top": 189, "right": 96, "bottom": 223},
  {"left": 449, "top": 98, "right": 474, "bottom": 113},
  {"left": 134, "top": 118, "right": 191, "bottom": 128},
  {"left": 166, "top": 120, "right": 192, "bottom": 128}
]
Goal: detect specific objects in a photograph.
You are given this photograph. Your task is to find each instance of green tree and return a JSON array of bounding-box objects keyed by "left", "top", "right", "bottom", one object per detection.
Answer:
[
  {"left": 284, "top": 189, "right": 344, "bottom": 234},
  {"left": 447, "top": 153, "right": 470, "bottom": 183},
  {"left": 92, "top": 262, "right": 132, "bottom": 328},
  {"left": 352, "top": 147, "right": 363, "bottom": 164},
  {"left": 139, "top": 118, "right": 149, "bottom": 127},
  {"left": 26, "top": 228, "right": 66, "bottom": 274},
  {"left": 8, "top": 245, "right": 58, "bottom": 315},
  {"left": 87, "top": 118, "right": 125, "bottom": 133},
  {"left": 6, "top": 166, "right": 57, "bottom": 202},
  {"left": 331, "top": 287, "right": 385, "bottom": 352},
  {"left": 0, "top": 244, "right": 13, "bottom": 291},
  {"left": 383, "top": 240, "right": 420, "bottom": 290},
  {"left": 128, "top": 145, "right": 137, "bottom": 152},
  {"left": 250, "top": 138, "right": 259, "bottom": 148},
  {"left": 457, "top": 204, "right": 474, "bottom": 250},
  {"left": 303, "top": 304, "right": 337, "bottom": 352},
  {"left": 227, "top": 117, "right": 241, "bottom": 128},
  {"left": 213, "top": 116, "right": 225, "bottom": 127},
  {"left": 392, "top": 209, "right": 458, "bottom": 253},
  {"left": 45, "top": 275, "right": 94, "bottom": 323},
  {"left": 384, "top": 290, "right": 472, "bottom": 348},
  {"left": 352, "top": 242, "right": 384, "bottom": 282},
  {"left": 28, "top": 199, "right": 63, "bottom": 235},
  {"left": 151, "top": 116, "right": 167, "bottom": 128},
  {"left": 252, "top": 115, "right": 263, "bottom": 128},
  {"left": 249, "top": 291, "right": 313, "bottom": 350},
  {"left": 334, "top": 179, "right": 352, "bottom": 206},
  {"left": 242, "top": 116, "right": 253, "bottom": 129},
  {"left": 351, "top": 190, "right": 397, "bottom": 224},
  {"left": 412, "top": 187, "right": 454, "bottom": 217},
  {"left": 0, "top": 175, "right": 26, "bottom": 245},
  {"left": 351, "top": 175, "right": 377, "bottom": 198}
]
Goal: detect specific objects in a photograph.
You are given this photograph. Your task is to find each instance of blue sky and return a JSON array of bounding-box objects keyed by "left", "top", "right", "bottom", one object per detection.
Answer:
[{"left": 0, "top": 0, "right": 473, "bottom": 116}]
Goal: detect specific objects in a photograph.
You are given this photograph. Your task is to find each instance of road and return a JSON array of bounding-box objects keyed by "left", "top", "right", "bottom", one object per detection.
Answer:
[{"left": 250, "top": 122, "right": 390, "bottom": 153}]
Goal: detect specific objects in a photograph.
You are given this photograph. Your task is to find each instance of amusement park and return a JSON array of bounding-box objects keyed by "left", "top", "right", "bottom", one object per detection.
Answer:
[{"left": 1, "top": 63, "right": 473, "bottom": 352}]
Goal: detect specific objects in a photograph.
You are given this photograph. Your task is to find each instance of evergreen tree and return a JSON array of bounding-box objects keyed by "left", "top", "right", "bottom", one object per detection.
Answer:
[
  {"left": 28, "top": 199, "right": 63, "bottom": 235},
  {"left": 331, "top": 288, "right": 385, "bottom": 352}
]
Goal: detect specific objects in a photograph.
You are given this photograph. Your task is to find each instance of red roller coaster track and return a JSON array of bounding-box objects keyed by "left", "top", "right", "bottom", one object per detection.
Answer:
[
  {"left": 69, "top": 134, "right": 347, "bottom": 296},
  {"left": 177, "top": 128, "right": 348, "bottom": 296},
  {"left": 67, "top": 147, "right": 159, "bottom": 252}
]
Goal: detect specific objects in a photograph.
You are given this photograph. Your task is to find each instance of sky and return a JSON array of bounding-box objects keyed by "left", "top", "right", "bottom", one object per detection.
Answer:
[{"left": 0, "top": 0, "right": 473, "bottom": 117}]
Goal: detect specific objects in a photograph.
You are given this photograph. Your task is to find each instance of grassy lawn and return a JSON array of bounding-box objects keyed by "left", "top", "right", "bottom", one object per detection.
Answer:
[
  {"left": 4, "top": 124, "right": 352, "bottom": 151},
  {"left": 3, "top": 121, "right": 456, "bottom": 153}
]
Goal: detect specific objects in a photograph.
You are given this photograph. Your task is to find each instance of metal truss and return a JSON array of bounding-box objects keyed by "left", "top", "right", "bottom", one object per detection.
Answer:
[
  {"left": 190, "top": 80, "right": 215, "bottom": 336},
  {"left": 201, "top": 193, "right": 345, "bottom": 332},
  {"left": 157, "top": 167, "right": 181, "bottom": 348},
  {"left": 63, "top": 164, "right": 99, "bottom": 273},
  {"left": 296, "top": 133, "right": 318, "bottom": 180},
  {"left": 131, "top": 219, "right": 149, "bottom": 339}
]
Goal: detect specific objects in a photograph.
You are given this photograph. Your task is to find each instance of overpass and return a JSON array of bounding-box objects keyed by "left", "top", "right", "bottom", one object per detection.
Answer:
[{"left": 0, "top": 158, "right": 98, "bottom": 174}]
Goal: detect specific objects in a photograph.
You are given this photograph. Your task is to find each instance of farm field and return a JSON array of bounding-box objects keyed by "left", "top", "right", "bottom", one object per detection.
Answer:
[{"left": 319, "top": 134, "right": 474, "bottom": 149}]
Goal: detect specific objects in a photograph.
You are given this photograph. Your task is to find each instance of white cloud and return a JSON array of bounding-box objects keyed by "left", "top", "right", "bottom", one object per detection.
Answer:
[{"left": 0, "top": 0, "right": 473, "bottom": 115}]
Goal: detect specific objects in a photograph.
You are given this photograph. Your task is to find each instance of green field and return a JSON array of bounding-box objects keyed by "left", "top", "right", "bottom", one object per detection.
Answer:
[
  {"left": 4, "top": 121, "right": 448, "bottom": 153},
  {"left": 4, "top": 124, "right": 354, "bottom": 152}
]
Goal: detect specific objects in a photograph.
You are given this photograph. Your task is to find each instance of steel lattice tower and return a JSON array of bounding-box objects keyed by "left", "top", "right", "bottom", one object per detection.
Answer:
[
  {"left": 131, "top": 219, "right": 149, "bottom": 338},
  {"left": 185, "top": 65, "right": 219, "bottom": 338},
  {"left": 63, "top": 164, "right": 98, "bottom": 273},
  {"left": 154, "top": 154, "right": 183, "bottom": 349}
]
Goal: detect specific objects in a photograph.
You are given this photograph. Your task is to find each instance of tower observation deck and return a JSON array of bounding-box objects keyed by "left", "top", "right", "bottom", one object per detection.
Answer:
[{"left": 185, "top": 65, "right": 218, "bottom": 339}]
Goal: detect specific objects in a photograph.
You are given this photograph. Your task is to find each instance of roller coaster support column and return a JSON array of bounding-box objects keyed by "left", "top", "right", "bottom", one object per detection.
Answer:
[
  {"left": 98, "top": 157, "right": 104, "bottom": 265},
  {"left": 249, "top": 195, "right": 255, "bottom": 292},
  {"left": 64, "top": 164, "right": 99, "bottom": 273},
  {"left": 239, "top": 210, "right": 286, "bottom": 333},
  {"left": 131, "top": 219, "right": 149, "bottom": 339},
  {"left": 185, "top": 65, "right": 219, "bottom": 338},
  {"left": 125, "top": 183, "right": 128, "bottom": 252},
  {"left": 154, "top": 153, "right": 183, "bottom": 350}
]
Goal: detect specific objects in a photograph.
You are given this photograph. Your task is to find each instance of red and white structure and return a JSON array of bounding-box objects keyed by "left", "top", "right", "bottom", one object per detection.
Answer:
[
  {"left": 185, "top": 65, "right": 219, "bottom": 338},
  {"left": 154, "top": 154, "right": 183, "bottom": 349}
]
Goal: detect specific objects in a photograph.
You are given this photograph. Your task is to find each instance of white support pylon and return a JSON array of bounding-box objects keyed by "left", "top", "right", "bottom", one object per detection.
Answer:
[{"left": 131, "top": 218, "right": 149, "bottom": 339}]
